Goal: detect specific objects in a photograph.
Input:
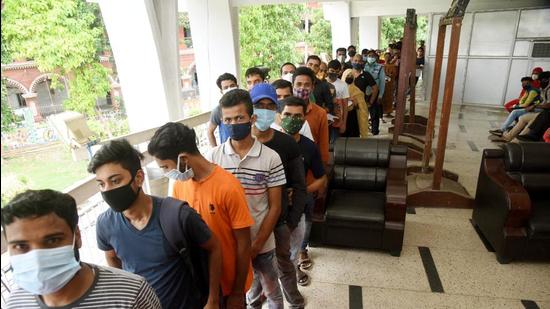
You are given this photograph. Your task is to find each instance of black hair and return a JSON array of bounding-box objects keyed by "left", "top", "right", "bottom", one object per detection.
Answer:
[
  {"left": 336, "top": 47, "right": 346, "bottom": 54},
  {"left": 361, "top": 49, "right": 369, "bottom": 55},
  {"left": 219, "top": 88, "right": 254, "bottom": 117},
  {"left": 245, "top": 67, "right": 266, "bottom": 80},
  {"left": 347, "top": 45, "right": 356, "bottom": 50},
  {"left": 292, "top": 67, "right": 316, "bottom": 84},
  {"left": 539, "top": 71, "right": 550, "bottom": 80},
  {"left": 280, "top": 96, "right": 307, "bottom": 114},
  {"left": 417, "top": 47, "right": 424, "bottom": 51},
  {"left": 521, "top": 76, "right": 533, "bottom": 82},
  {"left": 367, "top": 49, "right": 378, "bottom": 55},
  {"left": 87, "top": 139, "right": 144, "bottom": 176},
  {"left": 280, "top": 62, "right": 296, "bottom": 75},
  {"left": 327, "top": 60, "right": 342, "bottom": 70},
  {"left": 306, "top": 55, "right": 321, "bottom": 64},
  {"left": 272, "top": 79, "right": 293, "bottom": 92},
  {"left": 215, "top": 73, "right": 238, "bottom": 90},
  {"left": 148, "top": 122, "right": 199, "bottom": 162},
  {"left": 2, "top": 189, "right": 78, "bottom": 233}
]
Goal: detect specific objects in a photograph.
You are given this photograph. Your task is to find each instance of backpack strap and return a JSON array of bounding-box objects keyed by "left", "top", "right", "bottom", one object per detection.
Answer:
[{"left": 158, "top": 197, "right": 195, "bottom": 279}]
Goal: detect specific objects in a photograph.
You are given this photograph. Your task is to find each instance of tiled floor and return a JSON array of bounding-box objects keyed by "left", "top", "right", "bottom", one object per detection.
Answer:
[{"left": 284, "top": 100, "right": 550, "bottom": 308}]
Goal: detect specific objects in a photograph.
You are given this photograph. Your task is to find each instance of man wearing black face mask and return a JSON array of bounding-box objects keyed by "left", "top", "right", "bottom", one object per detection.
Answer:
[
  {"left": 89, "top": 139, "right": 222, "bottom": 309},
  {"left": 327, "top": 60, "right": 350, "bottom": 142},
  {"left": 207, "top": 89, "right": 285, "bottom": 308}
]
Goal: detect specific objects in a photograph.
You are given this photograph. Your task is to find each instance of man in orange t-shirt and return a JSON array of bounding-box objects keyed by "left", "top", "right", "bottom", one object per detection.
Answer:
[
  {"left": 148, "top": 122, "right": 254, "bottom": 308},
  {"left": 293, "top": 66, "right": 330, "bottom": 167}
]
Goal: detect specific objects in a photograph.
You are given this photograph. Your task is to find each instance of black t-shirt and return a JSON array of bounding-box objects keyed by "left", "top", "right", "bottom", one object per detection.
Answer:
[
  {"left": 313, "top": 78, "right": 335, "bottom": 113},
  {"left": 297, "top": 135, "right": 325, "bottom": 179},
  {"left": 354, "top": 71, "right": 377, "bottom": 94},
  {"left": 264, "top": 130, "right": 306, "bottom": 227},
  {"left": 416, "top": 57, "right": 425, "bottom": 66}
]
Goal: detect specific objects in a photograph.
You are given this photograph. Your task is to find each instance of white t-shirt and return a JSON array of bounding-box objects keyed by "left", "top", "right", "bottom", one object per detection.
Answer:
[
  {"left": 206, "top": 138, "right": 286, "bottom": 253},
  {"left": 328, "top": 78, "right": 350, "bottom": 99}
]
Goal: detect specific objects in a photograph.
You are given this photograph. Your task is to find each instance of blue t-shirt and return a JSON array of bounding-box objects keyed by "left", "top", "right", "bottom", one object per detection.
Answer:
[
  {"left": 297, "top": 135, "right": 325, "bottom": 178},
  {"left": 211, "top": 105, "right": 230, "bottom": 144},
  {"left": 96, "top": 196, "right": 212, "bottom": 309}
]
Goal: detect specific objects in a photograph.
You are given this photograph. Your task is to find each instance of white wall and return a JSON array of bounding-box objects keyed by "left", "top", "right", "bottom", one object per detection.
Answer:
[
  {"left": 98, "top": 0, "right": 182, "bottom": 132},
  {"left": 184, "top": 0, "right": 240, "bottom": 111},
  {"left": 323, "top": 2, "right": 351, "bottom": 57},
  {"left": 424, "top": 7, "right": 550, "bottom": 107},
  {"left": 359, "top": 16, "right": 379, "bottom": 50}
]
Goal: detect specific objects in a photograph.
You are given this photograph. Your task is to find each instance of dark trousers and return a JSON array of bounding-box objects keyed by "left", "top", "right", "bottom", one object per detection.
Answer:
[{"left": 368, "top": 98, "right": 381, "bottom": 135}]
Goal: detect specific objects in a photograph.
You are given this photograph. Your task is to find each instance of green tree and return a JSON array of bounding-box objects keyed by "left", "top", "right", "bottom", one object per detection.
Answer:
[
  {"left": 380, "top": 15, "right": 428, "bottom": 49},
  {"left": 306, "top": 8, "right": 332, "bottom": 57},
  {"left": 239, "top": 4, "right": 304, "bottom": 81},
  {"left": 2, "top": 0, "right": 111, "bottom": 116}
]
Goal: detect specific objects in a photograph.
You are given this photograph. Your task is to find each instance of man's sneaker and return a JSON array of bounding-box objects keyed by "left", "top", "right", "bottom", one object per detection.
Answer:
[{"left": 489, "top": 129, "right": 503, "bottom": 137}]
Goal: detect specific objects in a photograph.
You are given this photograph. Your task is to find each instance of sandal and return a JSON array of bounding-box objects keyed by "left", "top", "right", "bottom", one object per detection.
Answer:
[
  {"left": 297, "top": 269, "right": 310, "bottom": 286},
  {"left": 298, "top": 251, "right": 313, "bottom": 270}
]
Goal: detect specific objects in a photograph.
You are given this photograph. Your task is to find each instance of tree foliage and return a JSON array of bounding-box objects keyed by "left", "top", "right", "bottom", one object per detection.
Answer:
[
  {"left": 239, "top": 4, "right": 304, "bottom": 81},
  {"left": 2, "top": 0, "right": 110, "bottom": 116},
  {"left": 1, "top": 80, "right": 19, "bottom": 132},
  {"left": 305, "top": 8, "right": 332, "bottom": 57},
  {"left": 380, "top": 15, "right": 428, "bottom": 49}
]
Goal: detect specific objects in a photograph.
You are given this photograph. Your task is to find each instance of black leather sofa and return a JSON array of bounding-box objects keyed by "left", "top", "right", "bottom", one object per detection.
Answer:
[
  {"left": 311, "top": 138, "right": 408, "bottom": 256},
  {"left": 472, "top": 142, "right": 550, "bottom": 263}
]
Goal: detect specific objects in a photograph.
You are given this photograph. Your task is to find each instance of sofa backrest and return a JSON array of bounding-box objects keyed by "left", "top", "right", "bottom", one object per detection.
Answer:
[
  {"left": 332, "top": 138, "right": 391, "bottom": 192},
  {"left": 502, "top": 143, "right": 550, "bottom": 197}
]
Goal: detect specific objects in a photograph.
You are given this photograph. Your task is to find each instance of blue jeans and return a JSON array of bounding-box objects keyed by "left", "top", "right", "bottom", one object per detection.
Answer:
[
  {"left": 246, "top": 250, "right": 284, "bottom": 309},
  {"left": 501, "top": 109, "right": 541, "bottom": 131}
]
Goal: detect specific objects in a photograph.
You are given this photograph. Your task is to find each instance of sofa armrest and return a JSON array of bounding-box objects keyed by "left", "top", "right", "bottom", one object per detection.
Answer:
[
  {"left": 481, "top": 157, "right": 531, "bottom": 228},
  {"left": 385, "top": 146, "right": 407, "bottom": 223}
]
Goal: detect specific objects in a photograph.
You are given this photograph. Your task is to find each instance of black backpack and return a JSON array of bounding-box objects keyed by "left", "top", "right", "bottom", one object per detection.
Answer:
[{"left": 159, "top": 197, "right": 209, "bottom": 308}]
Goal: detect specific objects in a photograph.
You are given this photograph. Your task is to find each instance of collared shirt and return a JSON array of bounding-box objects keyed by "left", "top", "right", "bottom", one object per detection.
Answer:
[
  {"left": 206, "top": 138, "right": 286, "bottom": 253},
  {"left": 364, "top": 62, "right": 386, "bottom": 97}
]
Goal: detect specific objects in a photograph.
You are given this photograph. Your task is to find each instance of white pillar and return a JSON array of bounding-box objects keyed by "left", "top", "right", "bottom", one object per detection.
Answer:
[
  {"left": 323, "top": 2, "right": 351, "bottom": 57},
  {"left": 359, "top": 16, "right": 380, "bottom": 50},
  {"left": 98, "top": 0, "right": 182, "bottom": 132},
  {"left": 183, "top": 0, "right": 240, "bottom": 112}
]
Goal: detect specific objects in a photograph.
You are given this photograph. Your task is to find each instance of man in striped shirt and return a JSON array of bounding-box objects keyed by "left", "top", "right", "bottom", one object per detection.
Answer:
[
  {"left": 206, "top": 89, "right": 285, "bottom": 309},
  {"left": 2, "top": 189, "right": 160, "bottom": 309}
]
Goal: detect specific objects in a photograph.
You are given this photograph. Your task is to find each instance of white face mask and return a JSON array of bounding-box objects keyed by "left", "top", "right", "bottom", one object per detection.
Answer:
[
  {"left": 222, "top": 86, "right": 238, "bottom": 95},
  {"left": 337, "top": 55, "right": 346, "bottom": 63},
  {"left": 282, "top": 73, "right": 293, "bottom": 83},
  {"left": 165, "top": 156, "right": 194, "bottom": 181},
  {"left": 532, "top": 74, "right": 539, "bottom": 81}
]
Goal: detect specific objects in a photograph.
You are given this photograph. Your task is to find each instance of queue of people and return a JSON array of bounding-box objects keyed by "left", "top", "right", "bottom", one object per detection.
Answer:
[{"left": 2, "top": 44, "right": 416, "bottom": 309}]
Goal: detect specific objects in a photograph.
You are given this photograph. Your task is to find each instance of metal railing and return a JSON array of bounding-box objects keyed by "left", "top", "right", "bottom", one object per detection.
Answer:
[{"left": 1, "top": 111, "right": 212, "bottom": 305}]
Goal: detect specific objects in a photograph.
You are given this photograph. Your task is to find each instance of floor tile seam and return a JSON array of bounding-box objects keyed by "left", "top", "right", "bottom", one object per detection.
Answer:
[{"left": 307, "top": 281, "right": 548, "bottom": 303}]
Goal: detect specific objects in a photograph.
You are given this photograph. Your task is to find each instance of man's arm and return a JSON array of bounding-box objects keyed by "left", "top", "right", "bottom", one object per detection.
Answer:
[
  {"left": 105, "top": 250, "right": 122, "bottom": 269},
  {"left": 519, "top": 90, "right": 539, "bottom": 107},
  {"left": 318, "top": 113, "right": 330, "bottom": 167},
  {"left": 369, "top": 85, "right": 379, "bottom": 106},
  {"left": 307, "top": 174, "right": 327, "bottom": 196},
  {"left": 251, "top": 186, "right": 282, "bottom": 258},
  {"left": 199, "top": 234, "right": 222, "bottom": 308},
  {"left": 378, "top": 69, "right": 386, "bottom": 98},
  {"left": 228, "top": 227, "right": 251, "bottom": 306},
  {"left": 207, "top": 122, "right": 218, "bottom": 147},
  {"left": 285, "top": 155, "right": 307, "bottom": 230}
]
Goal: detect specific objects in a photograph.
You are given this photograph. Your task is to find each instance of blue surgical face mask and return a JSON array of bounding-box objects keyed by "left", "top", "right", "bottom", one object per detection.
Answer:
[
  {"left": 11, "top": 234, "right": 81, "bottom": 295},
  {"left": 253, "top": 108, "right": 276, "bottom": 131},
  {"left": 165, "top": 155, "right": 194, "bottom": 181},
  {"left": 367, "top": 57, "right": 376, "bottom": 64},
  {"left": 228, "top": 122, "right": 252, "bottom": 141}
]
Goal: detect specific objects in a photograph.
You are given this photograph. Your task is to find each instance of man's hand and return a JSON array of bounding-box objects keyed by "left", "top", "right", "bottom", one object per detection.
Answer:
[
  {"left": 204, "top": 299, "right": 219, "bottom": 309},
  {"left": 226, "top": 292, "right": 246, "bottom": 309},
  {"left": 250, "top": 240, "right": 262, "bottom": 259}
]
